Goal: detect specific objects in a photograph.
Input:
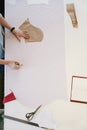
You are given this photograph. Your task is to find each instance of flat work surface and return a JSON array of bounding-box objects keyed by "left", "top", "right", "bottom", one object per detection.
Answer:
[{"left": 5, "top": 0, "right": 67, "bottom": 108}]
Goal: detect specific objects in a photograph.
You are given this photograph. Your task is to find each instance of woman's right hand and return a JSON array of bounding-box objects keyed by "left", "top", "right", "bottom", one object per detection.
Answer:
[{"left": 8, "top": 61, "right": 22, "bottom": 69}]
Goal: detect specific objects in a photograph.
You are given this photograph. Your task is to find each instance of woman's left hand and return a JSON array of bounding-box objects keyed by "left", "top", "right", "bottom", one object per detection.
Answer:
[{"left": 12, "top": 29, "right": 30, "bottom": 41}]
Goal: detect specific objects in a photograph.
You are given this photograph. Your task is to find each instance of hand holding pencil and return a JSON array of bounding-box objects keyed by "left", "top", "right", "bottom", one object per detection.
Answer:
[{"left": 8, "top": 61, "right": 22, "bottom": 69}]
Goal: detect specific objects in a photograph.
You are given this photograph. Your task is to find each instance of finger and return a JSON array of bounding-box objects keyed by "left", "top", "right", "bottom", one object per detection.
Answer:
[
  {"left": 15, "top": 66, "right": 20, "bottom": 69},
  {"left": 14, "top": 64, "right": 21, "bottom": 69},
  {"left": 15, "top": 62, "right": 20, "bottom": 66},
  {"left": 16, "top": 35, "right": 21, "bottom": 42},
  {"left": 23, "top": 31, "right": 30, "bottom": 38},
  {"left": 24, "top": 34, "right": 30, "bottom": 39},
  {"left": 15, "top": 62, "right": 23, "bottom": 67}
]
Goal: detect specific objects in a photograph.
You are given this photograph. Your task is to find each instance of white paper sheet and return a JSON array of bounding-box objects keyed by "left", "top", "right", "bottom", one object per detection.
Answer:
[
  {"left": 71, "top": 76, "right": 87, "bottom": 102},
  {"left": 5, "top": 100, "right": 56, "bottom": 130},
  {"left": 5, "top": 0, "right": 67, "bottom": 108}
]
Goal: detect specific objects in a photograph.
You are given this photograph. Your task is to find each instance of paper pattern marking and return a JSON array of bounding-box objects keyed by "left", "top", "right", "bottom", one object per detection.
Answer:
[{"left": 70, "top": 76, "right": 87, "bottom": 104}]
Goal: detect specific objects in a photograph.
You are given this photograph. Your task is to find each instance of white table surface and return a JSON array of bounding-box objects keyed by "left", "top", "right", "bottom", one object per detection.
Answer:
[
  {"left": 4, "top": 100, "right": 87, "bottom": 130},
  {"left": 5, "top": 0, "right": 67, "bottom": 108}
]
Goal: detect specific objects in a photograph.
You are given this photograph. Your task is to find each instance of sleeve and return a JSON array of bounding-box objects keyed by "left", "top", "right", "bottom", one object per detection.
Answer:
[{"left": 0, "top": 13, "right": 3, "bottom": 18}]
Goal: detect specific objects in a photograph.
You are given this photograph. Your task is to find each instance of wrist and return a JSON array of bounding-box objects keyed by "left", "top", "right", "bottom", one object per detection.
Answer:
[{"left": 10, "top": 27, "right": 15, "bottom": 32}]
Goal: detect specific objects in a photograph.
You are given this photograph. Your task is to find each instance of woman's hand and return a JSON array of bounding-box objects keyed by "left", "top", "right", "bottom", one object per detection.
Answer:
[
  {"left": 12, "top": 29, "right": 30, "bottom": 41},
  {"left": 8, "top": 61, "right": 22, "bottom": 69},
  {"left": 0, "top": 15, "right": 30, "bottom": 41}
]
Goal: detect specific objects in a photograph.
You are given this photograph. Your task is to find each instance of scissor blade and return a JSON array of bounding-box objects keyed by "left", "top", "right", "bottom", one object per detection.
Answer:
[{"left": 34, "top": 105, "right": 42, "bottom": 113}]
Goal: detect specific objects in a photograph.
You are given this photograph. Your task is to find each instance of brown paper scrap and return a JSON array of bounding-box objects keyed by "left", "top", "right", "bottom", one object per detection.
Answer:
[{"left": 19, "top": 19, "right": 44, "bottom": 42}]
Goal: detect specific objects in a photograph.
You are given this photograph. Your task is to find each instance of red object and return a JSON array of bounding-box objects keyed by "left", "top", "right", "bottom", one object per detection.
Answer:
[{"left": 3, "top": 91, "right": 16, "bottom": 104}]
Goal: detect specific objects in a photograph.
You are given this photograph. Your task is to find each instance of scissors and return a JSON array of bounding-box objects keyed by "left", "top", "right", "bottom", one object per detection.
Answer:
[{"left": 25, "top": 105, "right": 42, "bottom": 121}]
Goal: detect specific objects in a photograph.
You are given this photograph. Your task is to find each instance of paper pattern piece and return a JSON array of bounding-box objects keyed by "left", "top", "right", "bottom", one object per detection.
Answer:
[
  {"left": 19, "top": 19, "right": 43, "bottom": 42},
  {"left": 70, "top": 76, "right": 87, "bottom": 104}
]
